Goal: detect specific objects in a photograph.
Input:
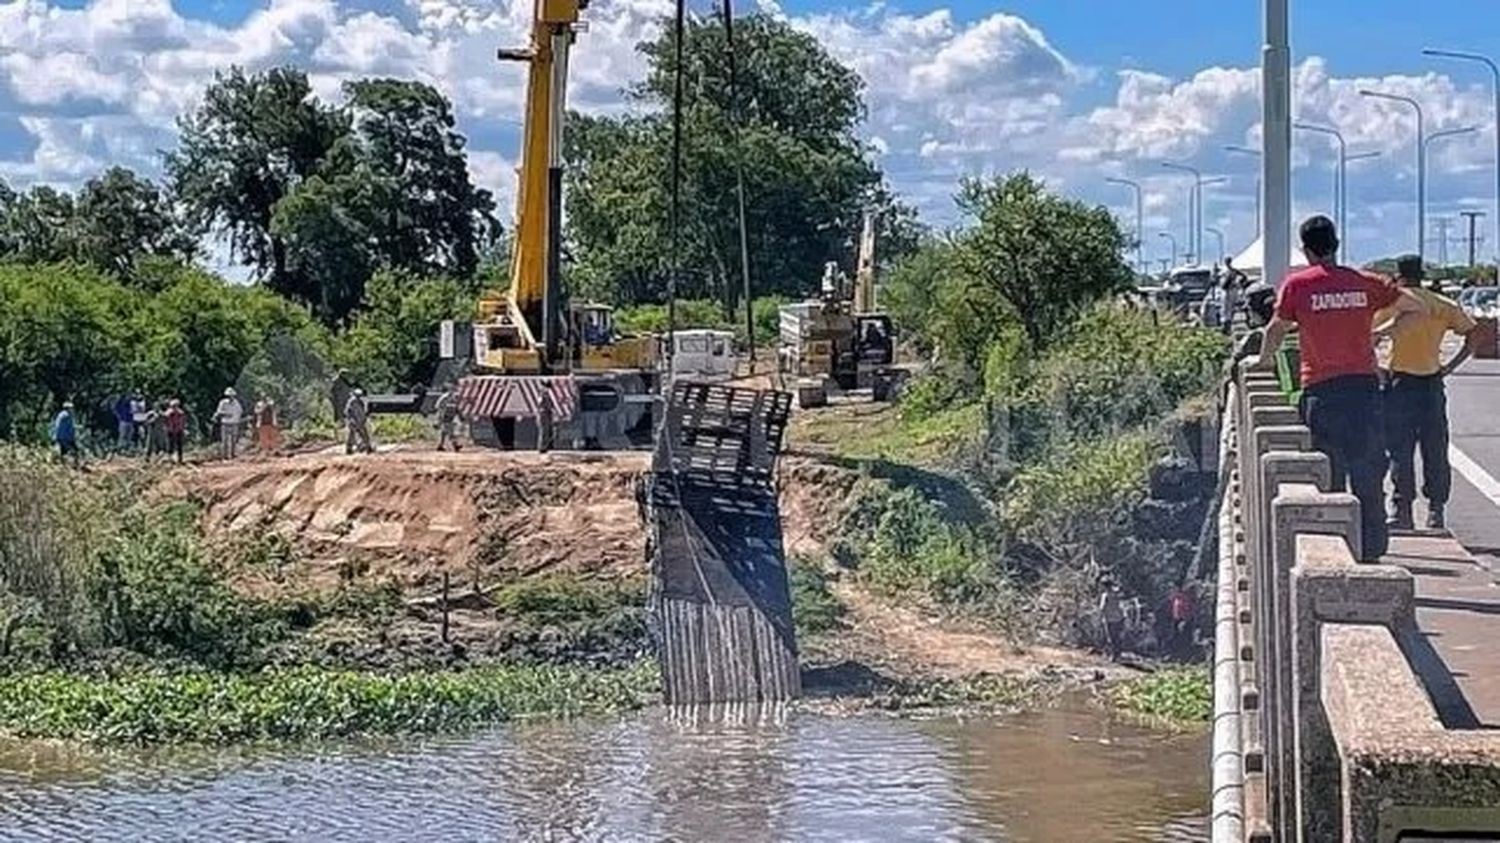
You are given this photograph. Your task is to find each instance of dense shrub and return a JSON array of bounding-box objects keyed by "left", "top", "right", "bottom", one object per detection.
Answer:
[
  {"left": 788, "top": 559, "right": 844, "bottom": 636},
  {"left": 835, "top": 480, "right": 999, "bottom": 606}
]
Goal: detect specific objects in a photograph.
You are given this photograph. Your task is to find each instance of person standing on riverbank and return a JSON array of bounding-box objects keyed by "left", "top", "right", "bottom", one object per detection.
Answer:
[
  {"left": 1252, "top": 216, "right": 1424, "bottom": 561},
  {"left": 345, "top": 389, "right": 373, "bottom": 454},
  {"left": 51, "top": 401, "right": 80, "bottom": 467},
  {"left": 164, "top": 399, "right": 187, "bottom": 464},
  {"left": 434, "top": 391, "right": 461, "bottom": 451},
  {"left": 213, "top": 388, "right": 243, "bottom": 460},
  {"left": 1380, "top": 255, "right": 1480, "bottom": 530},
  {"left": 113, "top": 394, "right": 134, "bottom": 454},
  {"left": 1099, "top": 580, "right": 1125, "bottom": 661}
]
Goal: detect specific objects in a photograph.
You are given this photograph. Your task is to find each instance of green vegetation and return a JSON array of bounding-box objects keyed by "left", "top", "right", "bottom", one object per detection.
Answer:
[
  {"left": 565, "top": 13, "right": 921, "bottom": 311},
  {"left": 1107, "top": 667, "right": 1212, "bottom": 724},
  {"left": 0, "top": 663, "right": 657, "bottom": 745},
  {"left": 788, "top": 560, "right": 845, "bottom": 637},
  {"left": 810, "top": 172, "right": 1227, "bottom": 650},
  {"left": 870, "top": 672, "right": 1047, "bottom": 713}
]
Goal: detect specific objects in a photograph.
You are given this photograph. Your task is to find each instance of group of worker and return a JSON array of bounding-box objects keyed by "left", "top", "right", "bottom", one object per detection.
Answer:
[{"left": 1244, "top": 215, "right": 1481, "bottom": 561}]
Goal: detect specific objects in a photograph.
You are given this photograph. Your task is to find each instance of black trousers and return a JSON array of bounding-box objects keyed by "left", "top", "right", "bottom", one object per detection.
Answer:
[
  {"left": 1299, "top": 375, "right": 1388, "bottom": 560},
  {"left": 1385, "top": 372, "right": 1451, "bottom": 509}
]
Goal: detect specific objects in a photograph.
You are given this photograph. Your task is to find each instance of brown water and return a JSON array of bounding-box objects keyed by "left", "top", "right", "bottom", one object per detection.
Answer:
[{"left": 0, "top": 704, "right": 1206, "bottom": 842}]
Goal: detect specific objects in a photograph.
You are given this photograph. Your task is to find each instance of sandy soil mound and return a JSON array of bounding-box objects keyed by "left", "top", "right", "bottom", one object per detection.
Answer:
[{"left": 163, "top": 449, "right": 651, "bottom": 591}]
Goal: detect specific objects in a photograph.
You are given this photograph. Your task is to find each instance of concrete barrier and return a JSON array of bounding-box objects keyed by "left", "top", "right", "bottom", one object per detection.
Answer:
[
  {"left": 1290, "top": 533, "right": 1413, "bottom": 842},
  {"left": 1323, "top": 624, "right": 1500, "bottom": 841}
]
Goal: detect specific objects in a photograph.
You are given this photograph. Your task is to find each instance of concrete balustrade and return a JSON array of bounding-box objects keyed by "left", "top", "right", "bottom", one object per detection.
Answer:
[
  {"left": 1213, "top": 362, "right": 1500, "bottom": 842},
  {"left": 1291, "top": 534, "right": 1413, "bottom": 842},
  {"left": 1323, "top": 624, "right": 1500, "bottom": 841}
]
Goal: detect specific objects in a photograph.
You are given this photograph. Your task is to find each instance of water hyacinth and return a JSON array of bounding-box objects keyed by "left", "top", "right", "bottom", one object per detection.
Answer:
[{"left": 0, "top": 663, "right": 659, "bottom": 745}]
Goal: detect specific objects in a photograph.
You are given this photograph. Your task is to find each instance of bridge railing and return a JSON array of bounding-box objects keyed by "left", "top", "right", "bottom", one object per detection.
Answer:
[{"left": 1214, "top": 362, "right": 1500, "bottom": 842}]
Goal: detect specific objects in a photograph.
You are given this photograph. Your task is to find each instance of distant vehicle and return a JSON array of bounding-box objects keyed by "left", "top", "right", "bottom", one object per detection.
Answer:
[
  {"left": 1464, "top": 287, "right": 1500, "bottom": 319},
  {"left": 1163, "top": 266, "right": 1216, "bottom": 309},
  {"left": 668, "top": 329, "right": 738, "bottom": 382}
]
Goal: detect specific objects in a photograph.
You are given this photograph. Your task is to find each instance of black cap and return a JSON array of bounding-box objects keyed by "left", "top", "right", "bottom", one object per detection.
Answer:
[{"left": 1396, "top": 254, "right": 1424, "bottom": 280}]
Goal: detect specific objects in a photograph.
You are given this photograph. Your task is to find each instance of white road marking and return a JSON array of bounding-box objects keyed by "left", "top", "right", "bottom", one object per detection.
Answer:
[{"left": 1450, "top": 444, "right": 1500, "bottom": 511}]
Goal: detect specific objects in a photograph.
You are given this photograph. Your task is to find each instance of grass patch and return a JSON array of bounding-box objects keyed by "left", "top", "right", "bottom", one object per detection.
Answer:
[
  {"left": 788, "top": 560, "right": 844, "bottom": 637},
  {"left": 0, "top": 662, "right": 659, "bottom": 745},
  {"left": 1107, "top": 667, "right": 1211, "bottom": 724}
]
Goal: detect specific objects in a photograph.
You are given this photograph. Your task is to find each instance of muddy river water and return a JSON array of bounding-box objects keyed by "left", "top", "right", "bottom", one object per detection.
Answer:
[{"left": 0, "top": 703, "right": 1206, "bottom": 842}]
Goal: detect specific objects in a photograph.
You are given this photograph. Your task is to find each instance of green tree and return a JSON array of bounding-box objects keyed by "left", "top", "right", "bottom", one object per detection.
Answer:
[
  {"left": 964, "top": 174, "right": 1132, "bottom": 352},
  {"left": 334, "top": 270, "right": 476, "bottom": 390},
  {"left": 1, "top": 186, "right": 77, "bottom": 264},
  {"left": 343, "top": 79, "right": 498, "bottom": 280},
  {"left": 565, "top": 13, "right": 914, "bottom": 312},
  {"left": 168, "top": 67, "right": 348, "bottom": 309},
  {"left": 73, "top": 168, "right": 195, "bottom": 280},
  {"left": 0, "top": 264, "right": 131, "bottom": 437}
]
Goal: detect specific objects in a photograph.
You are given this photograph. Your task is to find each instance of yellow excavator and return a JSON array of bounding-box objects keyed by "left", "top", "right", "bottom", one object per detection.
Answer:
[
  {"left": 439, "top": 0, "right": 660, "bottom": 449},
  {"left": 775, "top": 210, "right": 897, "bottom": 408}
]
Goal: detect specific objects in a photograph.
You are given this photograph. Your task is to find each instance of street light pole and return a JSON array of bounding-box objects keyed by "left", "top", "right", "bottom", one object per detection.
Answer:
[
  {"left": 1424, "top": 126, "right": 1480, "bottom": 256},
  {"left": 1162, "top": 161, "right": 1204, "bottom": 261},
  {"left": 1158, "top": 232, "right": 1178, "bottom": 269},
  {"left": 1294, "top": 122, "right": 1347, "bottom": 260},
  {"left": 1106, "top": 177, "right": 1145, "bottom": 274},
  {"left": 1361, "top": 90, "right": 1425, "bottom": 261},
  {"left": 1423, "top": 49, "right": 1500, "bottom": 264},
  {"left": 1343, "top": 151, "right": 1382, "bottom": 261},
  {"left": 1225, "top": 145, "right": 1263, "bottom": 233},
  {"left": 1205, "top": 227, "right": 1226, "bottom": 265},
  {"left": 1264, "top": 0, "right": 1292, "bottom": 289}
]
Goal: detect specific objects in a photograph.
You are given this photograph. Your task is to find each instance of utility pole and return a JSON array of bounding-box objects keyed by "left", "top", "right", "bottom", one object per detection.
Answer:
[
  {"left": 1434, "top": 217, "right": 1454, "bottom": 266},
  {"left": 1264, "top": 0, "right": 1292, "bottom": 290},
  {"left": 1462, "top": 210, "right": 1487, "bottom": 266}
]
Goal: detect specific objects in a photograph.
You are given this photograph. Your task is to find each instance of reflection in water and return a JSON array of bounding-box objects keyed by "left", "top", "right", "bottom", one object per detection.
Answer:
[{"left": 0, "top": 704, "right": 1205, "bottom": 842}]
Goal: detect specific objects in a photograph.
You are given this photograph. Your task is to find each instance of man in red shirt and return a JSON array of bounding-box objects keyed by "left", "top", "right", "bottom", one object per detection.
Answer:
[{"left": 1252, "top": 216, "right": 1423, "bottom": 562}]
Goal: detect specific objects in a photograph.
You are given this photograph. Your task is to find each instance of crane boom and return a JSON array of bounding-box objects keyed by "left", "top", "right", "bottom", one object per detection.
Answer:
[{"left": 486, "top": 0, "right": 586, "bottom": 372}]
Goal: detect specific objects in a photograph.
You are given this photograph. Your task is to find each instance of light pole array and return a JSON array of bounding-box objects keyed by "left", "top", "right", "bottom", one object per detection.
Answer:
[
  {"left": 1162, "top": 161, "right": 1204, "bottom": 262},
  {"left": 1361, "top": 90, "right": 1425, "bottom": 261},
  {"left": 1424, "top": 48, "right": 1500, "bottom": 263},
  {"left": 1106, "top": 177, "right": 1145, "bottom": 274}
]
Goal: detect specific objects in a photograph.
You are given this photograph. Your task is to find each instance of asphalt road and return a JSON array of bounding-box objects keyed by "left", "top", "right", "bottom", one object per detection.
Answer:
[{"left": 1441, "top": 357, "right": 1500, "bottom": 565}]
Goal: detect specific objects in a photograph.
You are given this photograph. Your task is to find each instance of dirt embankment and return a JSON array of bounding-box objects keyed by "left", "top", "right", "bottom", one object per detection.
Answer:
[
  {"left": 162, "top": 450, "right": 650, "bottom": 596},
  {"left": 159, "top": 445, "right": 1117, "bottom": 684}
]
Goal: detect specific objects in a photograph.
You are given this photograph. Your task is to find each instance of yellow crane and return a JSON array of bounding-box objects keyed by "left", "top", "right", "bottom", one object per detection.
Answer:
[{"left": 451, "top": 0, "right": 659, "bottom": 449}]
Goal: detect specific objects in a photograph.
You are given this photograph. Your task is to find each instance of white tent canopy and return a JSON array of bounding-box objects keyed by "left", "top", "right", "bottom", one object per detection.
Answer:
[{"left": 1229, "top": 235, "right": 1308, "bottom": 276}]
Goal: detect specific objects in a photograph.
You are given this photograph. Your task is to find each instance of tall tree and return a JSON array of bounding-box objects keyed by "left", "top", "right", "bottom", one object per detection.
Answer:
[
  {"left": 168, "top": 67, "right": 347, "bottom": 306},
  {"left": 564, "top": 14, "right": 915, "bottom": 311},
  {"left": 344, "top": 79, "right": 497, "bottom": 280},
  {"left": 73, "top": 167, "right": 195, "bottom": 280},
  {"left": 1, "top": 186, "right": 76, "bottom": 265}
]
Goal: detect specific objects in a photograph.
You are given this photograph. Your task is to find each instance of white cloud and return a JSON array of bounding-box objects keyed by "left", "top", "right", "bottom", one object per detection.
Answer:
[{"left": 0, "top": 0, "right": 1495, "bottom": 265}]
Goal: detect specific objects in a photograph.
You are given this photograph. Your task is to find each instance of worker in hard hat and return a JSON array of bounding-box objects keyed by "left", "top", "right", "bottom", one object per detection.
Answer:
[{"left": 213, "top": 387, "right": 243, "bottom": 460}]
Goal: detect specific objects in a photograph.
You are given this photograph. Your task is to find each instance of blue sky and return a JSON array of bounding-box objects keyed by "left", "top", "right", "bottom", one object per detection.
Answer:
[{"left": 3, "top": 0, "right": 1499, "bottom": 269}]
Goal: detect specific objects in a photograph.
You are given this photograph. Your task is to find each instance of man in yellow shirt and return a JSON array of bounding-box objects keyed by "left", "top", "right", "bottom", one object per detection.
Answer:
[{"left": 1379, "top": 255, "right": 1481, "bottom": 530}]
